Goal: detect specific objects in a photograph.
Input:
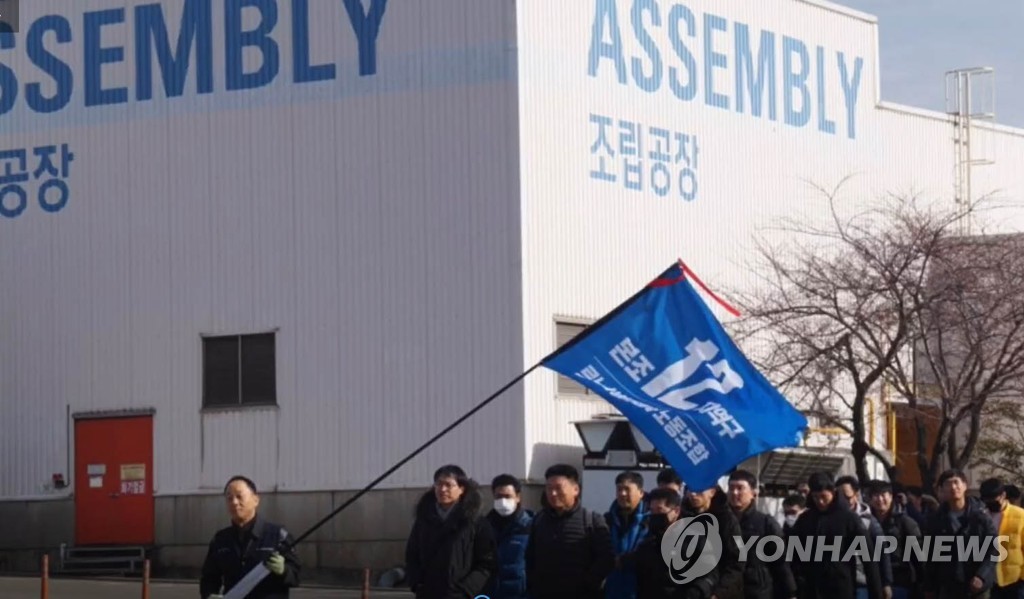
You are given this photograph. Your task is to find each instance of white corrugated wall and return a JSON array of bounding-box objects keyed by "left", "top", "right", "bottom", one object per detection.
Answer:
[
  {"left": 3, "top": 0, "right": 1024, "bottom": 500},
  {"left": 515, "top": 0, "right": 1024, "bottom": 481},
  {"left": 0, "top": 0, "right": 526, "bottom": 498}
]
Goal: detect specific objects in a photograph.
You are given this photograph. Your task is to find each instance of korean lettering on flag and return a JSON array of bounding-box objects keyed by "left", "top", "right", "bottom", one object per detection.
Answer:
[
  {"left": 577, "top": 337, "right": 747, "bottom": 467},
  {"left": 543, "top": 262, "right": 807, "bottom": 491}
]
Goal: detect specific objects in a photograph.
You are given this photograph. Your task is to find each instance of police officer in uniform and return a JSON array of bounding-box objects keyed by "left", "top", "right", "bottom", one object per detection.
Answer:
[{"left": 200, "top": 475, "right": 301, "bottom": 598}]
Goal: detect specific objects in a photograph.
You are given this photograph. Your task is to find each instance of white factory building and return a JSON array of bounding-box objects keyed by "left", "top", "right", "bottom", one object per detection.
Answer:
[{"left": 1, "top": 0, "right": 1022, "bottom": 580}]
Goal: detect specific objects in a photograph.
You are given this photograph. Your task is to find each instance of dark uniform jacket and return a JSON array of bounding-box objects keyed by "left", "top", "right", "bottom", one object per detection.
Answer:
[
  {"left": 734, "top": 503, "right": 798, "bottom": 599},
  {"left": 525, "top": 498, "right": 615, "bottom": 599},
  {"left": 788, "top": 493, "right": 883, "bottom": 599},
  {"left": 876, "top": 508, "right": 925, "bottom": 591},
  {"left": 199, "top": 515, "right": 301, "bottom": 599},
  {"left": 685, "top": 493, "right": 745, "bottom": 599},
  {"left": 633, "top": 519, "right": 719, "bottom": 599},
  {"left": 630, "top": 492, "right": 742, "bottom": 599},
  {"left": 483, "top": 506, "right": 533, "bottom": 599},
  {"left": 404, "top": 484, "right": 497, "bottom": 599},
  {"left": 923, "top": 496, "right": 999, "bottom": 594}
]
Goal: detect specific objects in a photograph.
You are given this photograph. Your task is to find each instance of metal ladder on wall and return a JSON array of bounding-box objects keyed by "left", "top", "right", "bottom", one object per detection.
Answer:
[{"left": 945, "top": 66, "right": 996, "bottom": 236}]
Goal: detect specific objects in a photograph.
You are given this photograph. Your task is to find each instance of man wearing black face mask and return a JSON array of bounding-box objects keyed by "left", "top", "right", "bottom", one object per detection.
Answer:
[
  {"left": 628, "top": 487, "right": 712, "bottom": 599},
  {"left": 980, "top": 478, "right": 1024, "bottom": 599},
  {"left": 1006, "top": 485, "right": 1023, "bottom": 508}
]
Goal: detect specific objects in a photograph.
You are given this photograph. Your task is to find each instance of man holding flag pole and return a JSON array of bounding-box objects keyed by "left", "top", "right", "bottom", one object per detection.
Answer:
[{"left": 219, "top": 260, "right": 807, "bottom": 599}]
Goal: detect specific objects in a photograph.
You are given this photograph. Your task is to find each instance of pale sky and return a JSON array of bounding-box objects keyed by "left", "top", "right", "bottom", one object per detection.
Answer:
[{"left": 840, "top": 0, "right": 1024, "bottom": 129}]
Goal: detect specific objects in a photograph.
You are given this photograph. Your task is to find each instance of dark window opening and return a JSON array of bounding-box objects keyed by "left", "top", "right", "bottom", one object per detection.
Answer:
[{"left": 202, "top": 333, "right": 276, "bottom": 408}]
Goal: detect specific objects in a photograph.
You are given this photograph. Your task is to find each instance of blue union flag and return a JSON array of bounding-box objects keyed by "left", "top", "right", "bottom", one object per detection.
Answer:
[{"left": 542, "top": 261, "right": 807, "bottom": 491}]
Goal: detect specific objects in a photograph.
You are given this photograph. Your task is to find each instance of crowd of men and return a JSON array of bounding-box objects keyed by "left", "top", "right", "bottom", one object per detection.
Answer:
[{"left": 403, "top": 464, "right": 1024, "bottom": 599}]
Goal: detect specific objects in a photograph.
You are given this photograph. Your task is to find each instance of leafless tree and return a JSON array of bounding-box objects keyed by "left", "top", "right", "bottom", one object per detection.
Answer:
[
  {"left": 887, "top": 231, "right": 1024, "bottom": 491},
  {"left": 732, "top": 188, "right": 1024, "bottom": 490},
  {"left": 972, "top": 397, "right": 1024, "bottom": 485}
]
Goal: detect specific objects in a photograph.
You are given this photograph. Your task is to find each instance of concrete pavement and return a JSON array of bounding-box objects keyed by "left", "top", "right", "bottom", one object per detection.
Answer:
[{"left": 0, "top": 576, "right": 416, "bottom": 598}]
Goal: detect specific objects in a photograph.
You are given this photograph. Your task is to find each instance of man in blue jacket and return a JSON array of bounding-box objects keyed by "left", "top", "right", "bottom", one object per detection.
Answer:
[
  {"left": 484, "top": 474, "right": 533, "bottom": 599},
  {"left": 604, "top": 471, "right": 650, "bottom": 599}
]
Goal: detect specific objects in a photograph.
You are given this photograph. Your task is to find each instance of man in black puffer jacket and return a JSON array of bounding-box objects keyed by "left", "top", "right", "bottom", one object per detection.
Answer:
[
  {"left": 681, "top": 482, "right": 745, "bottom": 599},
  {"left": 788, "top": 472, "right": 884, "bottom": 599},
  {"left": 525, "top": 464, "right": 615, "bottom": 599},
  {"left": 404, "top": 464, "right": 497, "bottom": 599},
  {"left": 867, "top": 479, "right": 925, "bottom": 599},
  {"left": 727, "top": 470, "right": 797, "bottom": 599}
]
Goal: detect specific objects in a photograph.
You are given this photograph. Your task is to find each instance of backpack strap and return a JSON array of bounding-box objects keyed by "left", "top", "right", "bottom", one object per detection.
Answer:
[
  {"left": 582, "top": 507, "right": 604, "bottom": 535},
  {"left": 528, "top": 509, "right": 546, "bottom": 540}
]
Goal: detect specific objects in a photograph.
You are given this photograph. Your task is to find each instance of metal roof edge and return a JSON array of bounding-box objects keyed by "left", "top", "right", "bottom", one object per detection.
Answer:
[{"left": 794, "top": 0, "right": 879, "bottom": 24}]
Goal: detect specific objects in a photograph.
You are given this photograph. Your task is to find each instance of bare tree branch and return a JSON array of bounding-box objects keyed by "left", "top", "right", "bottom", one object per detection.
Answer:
[{"left": 733, "top": 192, "right": 1024, "bottom": 490}]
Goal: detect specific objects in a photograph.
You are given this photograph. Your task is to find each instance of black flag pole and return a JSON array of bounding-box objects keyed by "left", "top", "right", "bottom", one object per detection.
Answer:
[
  {"left": 225, "top": 361, "right": 545, "bottom": 597},
  {"left": 286, "top": 261, "right": 697, "bottom": 549},
  {"left": 286, "top": 361, "right": 544, "bottom": 548},
  {"left": 288, "top": 259, "right": 712, "bottom": 548},
  {"left": 225, "top": 263, "right": 708, "bottom": 596}
]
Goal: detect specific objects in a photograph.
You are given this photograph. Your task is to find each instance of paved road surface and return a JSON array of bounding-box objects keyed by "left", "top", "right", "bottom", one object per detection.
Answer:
[{"left": 0, "top": 577, "right": 416, "bottom": 599}]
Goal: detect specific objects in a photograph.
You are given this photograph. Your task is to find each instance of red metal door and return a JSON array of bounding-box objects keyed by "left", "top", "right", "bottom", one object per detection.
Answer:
[{"left": 74, "top": 415, "right": 154, "bottom": 545}]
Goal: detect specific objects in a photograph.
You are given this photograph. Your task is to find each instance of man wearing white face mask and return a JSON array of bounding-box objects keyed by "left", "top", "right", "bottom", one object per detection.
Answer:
[
  {"left": 782, "top": 494, "right": 806, "bottom": 536},
  {"left": 484, "top": 474, "right": 534, "bottom": 599}
]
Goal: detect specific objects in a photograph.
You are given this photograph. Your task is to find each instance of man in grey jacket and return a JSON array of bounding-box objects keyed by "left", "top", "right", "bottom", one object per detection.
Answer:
[{"left": 837, "top": 476, "right": 893, "bottom": 599}]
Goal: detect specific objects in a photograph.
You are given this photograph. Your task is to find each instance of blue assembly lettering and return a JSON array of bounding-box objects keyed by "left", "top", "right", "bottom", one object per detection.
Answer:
[
  {"left": 343, "top": 0, "right": 388, "bottom": 77},
  {"left": 588, "top": 0, "right": 627, "bottom": 85},
  {"left": 26, "top": 16, "right": 73, "bottom": 113},
  {"left": 84, "top": 8, "right": 128, "bottom": 107},
  {"left": 702, "top": 13, "right": 727, "bottom": 110},
  {"left": 0, "top": 0, "right": 390, "bottom": 117},
  {"left": 587, "top": 0, "right": 865, "bottom": 139},
  {"left": 0, "top": 33, "right": 14, "bottom": 114},
  {"left": 225, "top": 0, "right": 280, "bottom": 91},
  {"left": 630, "top": 0, "right": 660, "bottom": 92},
  {"left": 667, "top": 4, "right": 696, "bottom": 102},
  {"left": 135, "top": 0, "right": 213, "bottom": 101},
  {"left": 293, "top": 0, "right": 335, "bottom": 83},
  {"left": 782, "top": 36, "right": 809, "bottom": 128},
  {"left": 734, "top": 23, "right": 775, "bottom": 121}
]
